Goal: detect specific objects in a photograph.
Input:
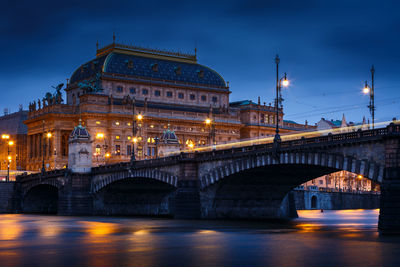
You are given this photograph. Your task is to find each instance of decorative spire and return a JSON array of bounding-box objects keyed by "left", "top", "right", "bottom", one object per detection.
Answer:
[
  {"left": 113, "top": 32, "right": 116, "bottom": 44},
  {"left": 96, "top": 40, "right": 99, "bottom": 50}
]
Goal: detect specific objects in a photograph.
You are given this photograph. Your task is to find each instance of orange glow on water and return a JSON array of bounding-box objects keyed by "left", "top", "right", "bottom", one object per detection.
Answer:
[{"left": 80, "top": 221, "right": 117, "bottom": 236}]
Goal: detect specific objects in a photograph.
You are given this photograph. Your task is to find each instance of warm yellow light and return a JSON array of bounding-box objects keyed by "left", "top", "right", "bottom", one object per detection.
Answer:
[
  {"left": 8, "top": 141, "right": 14, "bottom": 146},
  {"left": 188, "top": 143, "right": 194, "bottom": 148},
  {"left": 105, "top": 153, "right": 111, "bottom": 158},
  {"left": 282, "top": 79, "right": 289, "bottom": 87},
  {"left": 7, "top": 156, "right": 11, "bottom": 161},
  {"left": 46, "top": 132, "right": 52, "bottom": 138},
  {"left": 357, "top": 175, "right": 363, "bottom": 179},
  {"left": 127, "top": 136, "right": 131, "bottom": 140},
  {"left": 132, "top": 137, "right": 138, "bottom": 143},
  {"left": 1, "top": 134, "right": 9, "bottom": 139},
  {"left": 363, "top": 87, "right": 370, "bottom": 94},
  {"left": 115, "top": 121, "right": 120, "bottom": 126},
  {"left": 96, "top": 133, "right": 104, "bottom": 139},
  {"left": 137, "top": 114, "right": 143, "bottom": 120},
  {"left": 205, "top": 118, "right": 211, "bottom": 125}
]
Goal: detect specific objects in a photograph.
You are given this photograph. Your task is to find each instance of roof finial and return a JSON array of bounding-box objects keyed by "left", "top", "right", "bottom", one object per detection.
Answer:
[
  {"left": 96, "top": 40, "right": 99, "bottom": 50},
  {"left": 113, "top": 32, "right": 116, "bottom": 44}
]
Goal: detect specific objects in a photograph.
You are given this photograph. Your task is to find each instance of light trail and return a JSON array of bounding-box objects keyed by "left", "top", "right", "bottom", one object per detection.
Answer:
[{"left": 165, "top": 120, "right": 398, "bottom": 156}]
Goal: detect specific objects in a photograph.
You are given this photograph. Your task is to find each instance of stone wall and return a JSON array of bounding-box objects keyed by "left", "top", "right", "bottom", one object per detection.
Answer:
[
  {"left": 0, "top": 182, "right": 16, "bottom": 213},
  {"left": 293, "top": 190, "right": 380, "bottom": 210}
]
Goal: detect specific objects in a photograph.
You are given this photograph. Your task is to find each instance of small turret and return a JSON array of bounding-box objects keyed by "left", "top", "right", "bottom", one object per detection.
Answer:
[
  {"left": 158, "top": 129, "right": 180, "bottom": 157},
  {"left": 68, "top": 120, "right": 92, "bottom": 173}
]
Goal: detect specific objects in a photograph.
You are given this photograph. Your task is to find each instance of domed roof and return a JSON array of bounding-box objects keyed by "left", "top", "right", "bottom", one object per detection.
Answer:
[
  {"left": 160, "top": 129, "right": 179, "bottom": 144},
  {"left": 70, "top": 121, "right": 90, "bottom": 140},
  {"left": 70, "top": 43, "right": 227, "bottom": 89}
]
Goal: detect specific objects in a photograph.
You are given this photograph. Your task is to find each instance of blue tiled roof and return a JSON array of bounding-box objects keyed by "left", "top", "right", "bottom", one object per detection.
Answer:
[{"left": 70, "top": 52, "right": 226, "bottom": 88}]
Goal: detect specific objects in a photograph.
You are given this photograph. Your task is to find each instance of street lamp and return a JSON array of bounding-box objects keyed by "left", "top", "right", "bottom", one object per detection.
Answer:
[
  {"left": 41, "top": 120, "right": 52, "bottom": 174},
  {"left": 2, "top": 135, "right": 13, "bottom": 182},
  {"left": 154, "top": 136, "right": 159, "bottom": 158},
  {"left": 205, "top": 117, "right": 215, "bottom": 146},
  {"left": 274, "top": 55, "right": 289, "bottom": 144},
  {"left": 131, "top": 97, "right": 144, "bottom": 164},
  {"left": 363, "top": 65, "right": 375, "bottom": 129}
]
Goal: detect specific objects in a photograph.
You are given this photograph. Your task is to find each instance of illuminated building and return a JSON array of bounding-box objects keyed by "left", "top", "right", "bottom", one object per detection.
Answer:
[{"left": 24, "top": 42, "right": 313, "bottom": 171}]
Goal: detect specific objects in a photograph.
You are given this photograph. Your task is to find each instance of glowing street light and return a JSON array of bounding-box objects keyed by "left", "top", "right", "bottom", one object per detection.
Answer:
[
  {"left": 137, "top": 114, "right": 143, "bottom": 120},
  {"left": 96, "top": 133, "right": 104, "bottom": 139},
  {"left": 362, "top": 65, "right": 375, "bottom": 129},
  {"left": 105, "top": 152, "right": 111, "bottom": 158},
  {"left": 1, "top": 134, "right": 10, "bottom": 140},
  {"left": 274, "top": 55, "right": 290, "bottom": 145},
  {"left": 205, "top": 118, "right": 211, "bottom": 125}
]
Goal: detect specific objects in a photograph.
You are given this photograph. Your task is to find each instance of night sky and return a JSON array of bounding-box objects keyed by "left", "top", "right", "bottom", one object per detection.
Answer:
[{"left": 1, "top": 0, "right": 399, "bottom": 125}]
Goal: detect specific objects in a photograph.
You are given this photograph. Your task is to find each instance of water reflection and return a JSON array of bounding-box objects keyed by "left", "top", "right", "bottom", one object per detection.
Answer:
[{"left": 0, "top": 210, "right": 399, "bottom": 266}]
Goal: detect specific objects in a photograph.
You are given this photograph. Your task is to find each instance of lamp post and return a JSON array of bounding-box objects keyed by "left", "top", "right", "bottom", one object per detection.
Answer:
[
  {"left": 273, "top": 55, "right": 289, "bottom": 144},
  {"left": 41, "top": 120, "right": 52, "bottom": 174},
  {"left": 363, "top": 65, "right": 375, "bottom": 129},
  {"left": 205, "top": 117, "right": 215, "bottom": 146},
  {"left": 154, "top": 136, "right": 159, "bottom": 159},
  {"left": 130, "top": 98, "right": 137, "bottom": 165},
  {"left": 1, "top": 135, "right": 13, "bottom": 182},
  {"left": 131, "top": 98, "right": 143, "bottom": 164}
]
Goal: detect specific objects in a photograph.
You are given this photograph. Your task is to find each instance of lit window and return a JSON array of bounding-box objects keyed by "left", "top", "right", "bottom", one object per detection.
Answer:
[
  {"left": 115, "top": 121, "right": 120, "bottom": 126},
  {"left": 150, "top": 125, "right": 154, "bottom": 128},
  {"left": 127, "top": 136, "right": 131, "bottom": 140},
  {"left": 96, "top": 121, "right": 101, "bottom": 125},
  {"left": 116, "top": 135, "right": 120, "bottom": 140},
  {"left": 127, "top": 122, "right": 131, "bottom": 126},
  {"left": 95, "top": 145, "right": 101, "bottom": 155},
  {"left": 115, "top": 145, "right": 120, "bottom": 155}
]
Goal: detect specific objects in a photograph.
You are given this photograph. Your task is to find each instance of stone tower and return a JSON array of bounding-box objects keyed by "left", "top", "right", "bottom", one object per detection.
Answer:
[
  {"left": 158, "top": 129, "right": 180, "bottom": 157},
  {"left": 68, "top": 120, "right": 92, "bottom": 173}
]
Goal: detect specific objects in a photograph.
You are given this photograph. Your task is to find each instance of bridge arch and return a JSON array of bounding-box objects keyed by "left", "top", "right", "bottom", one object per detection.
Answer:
[
  {"left": 199, "top": 151, "right": 383, "bottom": 219},
  {"left": 200, "top": 151, "right": 384, "bottom": 189},
  {"left": 92, "top": 168, "right": 178, "bottom": 193},
  {"left": 23, "top": 184, "right": 59, "bottom": 214},
  {"left": 92, "top": 168, "right": 178, "bottom": 216}
]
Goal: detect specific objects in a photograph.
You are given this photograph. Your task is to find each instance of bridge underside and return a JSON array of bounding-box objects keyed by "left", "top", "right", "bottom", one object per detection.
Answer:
[
  {"left": 23, "top": 185, "right": 58, "bottom": 214},
  {"left": 93, "top": 178, "right": 176, "bottom": 216},
  {"left": 201, "top": 164, "right": 337, "bottom": 219}
]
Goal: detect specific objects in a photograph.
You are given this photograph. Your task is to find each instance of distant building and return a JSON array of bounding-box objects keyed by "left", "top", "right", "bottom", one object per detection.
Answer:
[
  {"left": 298, "top": 170, "right": 380, "bottom": 193},
  {"left": 0, "top": 110, "right": 28, "bottom": 178}
]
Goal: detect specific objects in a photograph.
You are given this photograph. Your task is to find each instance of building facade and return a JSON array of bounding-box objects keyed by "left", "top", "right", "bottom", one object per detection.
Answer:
[
  {"left": 24, "top": 42, "right": 313, "bottom": 171},
  {"left": 0, "top": 110, "right": 28, "bottom": 179}
]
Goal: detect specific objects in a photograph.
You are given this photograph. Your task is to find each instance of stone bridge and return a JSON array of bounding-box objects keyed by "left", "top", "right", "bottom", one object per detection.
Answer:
[{"left": 16, "top": 123, "right": 400, "bottom": 233}]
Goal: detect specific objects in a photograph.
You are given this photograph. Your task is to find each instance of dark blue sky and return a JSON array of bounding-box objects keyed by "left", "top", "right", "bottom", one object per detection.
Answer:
[{"left": 1, "top": 0, "right": 399, "bottom": 125}]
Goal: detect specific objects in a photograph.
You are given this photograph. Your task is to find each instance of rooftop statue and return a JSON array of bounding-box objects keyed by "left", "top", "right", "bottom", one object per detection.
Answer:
[{"left": 51, "top": 83, "right": 64, "bottom": 104}]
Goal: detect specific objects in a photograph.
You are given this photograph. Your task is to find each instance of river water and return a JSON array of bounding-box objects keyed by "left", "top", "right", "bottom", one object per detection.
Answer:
[{"left": 1, "top": 210, "right": 400, "bottom": 267}]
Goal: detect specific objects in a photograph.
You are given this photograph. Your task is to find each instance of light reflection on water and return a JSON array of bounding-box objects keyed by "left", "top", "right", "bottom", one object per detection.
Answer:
[{"left": 0, "top": 210, "right": 399, "bottom": 267}]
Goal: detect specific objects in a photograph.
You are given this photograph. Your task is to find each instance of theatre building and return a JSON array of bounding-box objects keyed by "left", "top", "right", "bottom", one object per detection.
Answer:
[{"left": 24, "top": 42, "right": 313, "bottom": 171}]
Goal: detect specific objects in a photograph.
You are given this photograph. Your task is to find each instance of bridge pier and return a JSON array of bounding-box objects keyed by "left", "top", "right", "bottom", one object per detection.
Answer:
[
  {"left": 174, "top": 161, "right": 201, "bottom": 219},
  {"left": 58, "top": 173, "right": 93, "bottom": 215},
  {"left": 379, "top": 135, "right": 400, "bottom": 234}
]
